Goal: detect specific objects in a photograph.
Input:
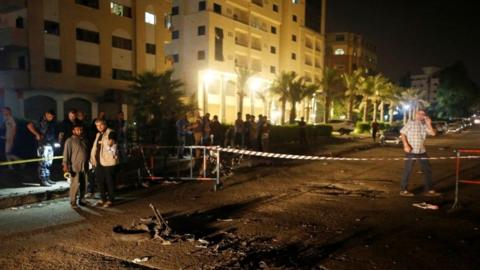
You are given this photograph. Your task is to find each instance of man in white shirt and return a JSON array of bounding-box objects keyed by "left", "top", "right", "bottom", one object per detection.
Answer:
[{"left": 399, "top": 109, "right": 441, "bottom": 197}]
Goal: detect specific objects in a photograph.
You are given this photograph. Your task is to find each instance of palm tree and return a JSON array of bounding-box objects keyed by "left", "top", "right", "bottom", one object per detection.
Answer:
[
  {"left": 342, "top": 68, "right": 365, "bottom": 121},
  {"left": 385, "top": 85, "right": 403, "bottom": 124},
  {"left": 235, "top": 67, "right": 254, "bottom": 116},
  {"left": 401, "top": 88, "right": 429, "bottom": 122},
  {"left": 269, "top": 71, "right": 296, "bottom": 125},
  {"left": 318, "top": 67, "right": 341, "bottom": 123},
  {"left": 129, "top": 70, "right": 185, "bottom": 123},
  {"left": 369, "top": 74, "right": 388, "bottom": 122},
  {"left": 302, "top": 82, "right": 320, "bottom": 123}
]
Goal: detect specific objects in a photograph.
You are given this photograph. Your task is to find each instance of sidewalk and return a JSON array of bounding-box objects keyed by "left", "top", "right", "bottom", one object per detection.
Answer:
[{"left": 0, "top": 136, "right": 378, "bottom": 209}]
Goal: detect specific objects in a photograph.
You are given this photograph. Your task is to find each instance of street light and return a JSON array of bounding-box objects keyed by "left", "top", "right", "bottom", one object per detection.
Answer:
[
  {"left": 202, "top": 70, "right": 215, "bottom": 114},
  {"left": 248, "top": 77, "right": 262, "bottom": 115}
]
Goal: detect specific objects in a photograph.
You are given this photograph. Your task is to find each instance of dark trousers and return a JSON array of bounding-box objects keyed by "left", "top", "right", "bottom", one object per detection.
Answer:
[
  {"left": 401, "top": 153, "right": 433, "bottom": 191},
  {"left": 95, "top": 165, "right": 116, "bottom": 201}
]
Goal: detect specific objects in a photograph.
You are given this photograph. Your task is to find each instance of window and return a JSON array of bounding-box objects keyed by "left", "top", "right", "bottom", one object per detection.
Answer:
[
  {"left": 292, "top": 34, "right": 297, "bottom": 42},
  {"left": 75, "top": 0, "right": 99, "bottom": 9},
  {"left": 17, "top": 56, "right": 26, "bottom": 70},
  {"left": 146, "top": 43, "right": 156, "bottom": 54},
  {"left": 197, "top": 50, "right": 205, "bottom": 60},
  {"left": 112, "top": 68, "right": 133, "bottom": 80},
  {"left": 164, "top": 14, "right": 172, "bottom": 29},
  {"left": 272, "top": 4, "right": 278, "bottom": 12},
  {"left": 271, "top": 26, "right": 277, "bottom": 34},
  {"left": 76, "top": 28, "right": 100, "bottom": 44},
  {"left": 77, "top": 63, "right": 101, "bottom": 78},
  {"left": 112, "top": 36, "right": 132, "bottom": 50},
  {"left": 16, "top": 17, "right": 24, "bottom": 28},
  {"left": 171, "top": 6, "right": 179, "bottom": 15},
  {"left": 110, "top": 2, "right": 132, "bottom": 18},
  {"left": 213, "top": 3, "right": 222, "bottom": 14},
  {"left": 335, "top": 34, "right": 345, "bottom": 41},
  {"left": 270, "top": 46, "right": 276, "bottom": 54},
  {"left": 334, "top": 48, "right": 345, "bottom": 55},
  {"left": 145, "top": 12, "right": 156, "bottom": 24},
  {"left": 172, "top": 54, "right": 179, "bottom": 63},
  {"left": 44, "top": 20, "right": 60, "bottom": 35},
  {"left": 292, "top": 15, "right": 297, "bottom": 22},
  {"left": 270, "top": 66, "right": 276, "bottom": 74},
  {"left": 199, "top": 1, "right": 206, "bottom": 11},
  {"left": 214, "top": 27, "right": 224, "bottom": 61},
  {"left": 291, "top": 53, "right": 296, "bottom": 60},
  {"left": 45, "top": 58, "right": 62, "bottom": 73},
  {"left": 172, "top": 30, "right": 179, "bottom": 39},
  {"left": 197, "top": 25, "right": 206, "bottom": 36},
  {"left": 292, "top": 0, "right": 300, "bottom": 3}
]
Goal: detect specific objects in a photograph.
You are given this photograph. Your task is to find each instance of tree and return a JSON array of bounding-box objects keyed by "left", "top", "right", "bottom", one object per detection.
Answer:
[
  {"left": 342, "top": 68, "right": 365, "bottom": 121},
  {"left": 385, "top": 85, "right": 403, "bottom": 124},
  {"left": 302, "top": 82, "right": 320, "bottom": 123},
  {"left": 318, "top": 67, "right": 341, "bottom": 123},
  {"left": 434, "top": 62, "right": 480, "bottom": 118},
  {"left": 129, "top": 70, "right": 186, "bottom": 123},
  {"left": 235, "top": 67, "right": 254, "bottom": 116},
  {"left": 401, "top": 88, "right": 429, "bottom": 123},
  {"left": 269, "top": 71, "right": 296, "bottom": 125}
]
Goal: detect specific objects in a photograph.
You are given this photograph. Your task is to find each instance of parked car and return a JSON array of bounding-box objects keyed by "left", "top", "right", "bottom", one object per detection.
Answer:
[
  {"left": 380, "top": 126, "right": 402, "bottom": 145},
  {"left": 446, "top": 122, "right": 462, "bottom": 134},
  {"left": 327, "top": 120, "right": 354, "bottom": 135},
  {"left": 432, "top": 121, "right": 448, "bottom": 134}
]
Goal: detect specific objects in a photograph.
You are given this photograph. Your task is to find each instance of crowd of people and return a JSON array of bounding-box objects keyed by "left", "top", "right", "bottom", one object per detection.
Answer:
[{"left": 175, "top": 111, "right": 272, "bottom": 159}]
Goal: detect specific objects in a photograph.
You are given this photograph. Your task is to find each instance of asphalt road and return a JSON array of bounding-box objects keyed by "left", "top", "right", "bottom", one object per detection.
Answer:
[{"left": 0, "top": 126, "right": 479, "bottom": 269}]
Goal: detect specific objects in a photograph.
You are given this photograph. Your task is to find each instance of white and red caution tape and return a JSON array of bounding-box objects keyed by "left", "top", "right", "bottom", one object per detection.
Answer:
[{"left": 213, "top": 147, "right": 480, "bottom": 161}]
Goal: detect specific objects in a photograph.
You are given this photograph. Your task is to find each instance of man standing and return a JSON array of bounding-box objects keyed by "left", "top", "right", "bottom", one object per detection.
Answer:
[
  {"left": 176, "top": 114, "right": 189, "bottom": 158},
  {"left": 2, "top": 107, "right": 22, "bottom": 169},
  {"left": 298, "top": 117, "right": 308, "bottom": 146},
  {"left": 90, "top": 119, "right": 118, "bottom": 207},
  {"left": 210, "top": 115, "right": 223, "bottom": 146},
  {"left": 399, "top": 110, "right": 440, "bottom": 197},
  {"left": 234, "top": 112, "right": 244, "bottom": 148},
  {"left": 59, "top": 109, "right": 78, "bottom": 145},
  {"left": 27, "top": 110, "right": 58, "bottom": 186},
  {"left": 63, "top": 124, "right": 88, "bottom": 208},
  {"left": 371, "top": 121, "right": 379, "bottom": 143}
]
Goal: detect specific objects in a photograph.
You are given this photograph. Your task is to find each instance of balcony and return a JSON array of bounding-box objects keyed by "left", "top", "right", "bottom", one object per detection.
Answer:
[
  {"left": 251, "top": 38, "right": 262, "bottom": 51},
  {"left": 0, "top": 69, "right": 29, "bottom": 88},
  {"left": 0, "top": 27, "right": 27, "bottom": 48},
  {"left": 234, "top": 34, "right": 249, "bottom": 47},
  {"left": 251, "top": 0, "right": 263, "bottom": 7},
  {"left": 0, "top": 0, "right": 26, "bottom": 13}
]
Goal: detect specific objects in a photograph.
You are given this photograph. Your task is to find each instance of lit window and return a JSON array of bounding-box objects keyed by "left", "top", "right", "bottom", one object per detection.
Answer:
[
  {"left": 334, "top": 48, "right": 345, "bottom": 55},
  {"left": 292, "top": 0, "right": 300, "bottom": 3},
  {"left": 145, "top": 12, "right": 156, "bottom": 25},
  {"left": 111, "top": 2, "right": 132, "bottom": 18}
]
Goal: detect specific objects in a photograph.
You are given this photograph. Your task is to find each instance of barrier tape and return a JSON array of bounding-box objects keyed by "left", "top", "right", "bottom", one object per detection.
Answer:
[
  {"left": 0, "top": 156, "right": 63, "bottom": 166},
  {"left": 213, "top": 147, "right": 480, "bottom": 161}
]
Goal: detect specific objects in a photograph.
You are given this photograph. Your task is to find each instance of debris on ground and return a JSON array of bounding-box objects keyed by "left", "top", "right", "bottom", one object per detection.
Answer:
[
  {"left": 412, "top": 202, "right": 439, "bottom": 210},
  {"left": 132, "top": 256, "right": 151, "bottom": 263}
]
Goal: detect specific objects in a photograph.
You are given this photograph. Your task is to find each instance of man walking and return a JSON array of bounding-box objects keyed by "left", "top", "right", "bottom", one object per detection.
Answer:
[
  {"left": 2, "top": 107, "right": 22, "bottom": 169},
  {"left": 90, "top": 119, "right": 118, "bottom": 207},
  {"left": 27, "top": 110, "right": 59, "bottom": 186},
  {"left": 399, "top": 110, "right": 440, "bottom": 197},
  {"left": 371, "top": 121, "right": 379, "bottom": 143},
  {"left": 63, "top": 124, "right": 88, "bottom": 208}
]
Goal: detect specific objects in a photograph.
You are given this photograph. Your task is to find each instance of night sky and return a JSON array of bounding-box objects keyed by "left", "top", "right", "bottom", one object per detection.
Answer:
[{"left": 307, "top": 0, "right": 479, "bottom": 85}]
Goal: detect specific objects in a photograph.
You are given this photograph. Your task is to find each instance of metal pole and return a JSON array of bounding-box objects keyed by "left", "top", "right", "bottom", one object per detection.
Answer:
[
  {"left": 203, "top": 147, "right": 206, "bottom": 178},
  {"left": 190, "top": 147, "right": 193, "bottom": 178},
  {"left": 452, "top": 151, "right": 461, "bottom": 209},
  {"left": 215, "top": 147, "right": 220, "bottom": 191}
]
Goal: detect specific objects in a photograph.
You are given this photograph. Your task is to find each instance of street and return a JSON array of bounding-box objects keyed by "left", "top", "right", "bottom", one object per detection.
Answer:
[{"left": 0, "top": 128, "right": 479, "bottom": 269}]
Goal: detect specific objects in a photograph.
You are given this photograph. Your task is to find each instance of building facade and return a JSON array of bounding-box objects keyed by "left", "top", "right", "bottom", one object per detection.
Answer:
[
  {"left": 0, "top": 0, "right": 171, "bottom": 121},
  {"left": 325, "top": 32, "right": 377, "bottom": 74},
  {"left": 165, "top": 0, "right": 326, "bottom": 123},
  {"left": 410, "top": 66, "right": 440, "bottom": 104}
]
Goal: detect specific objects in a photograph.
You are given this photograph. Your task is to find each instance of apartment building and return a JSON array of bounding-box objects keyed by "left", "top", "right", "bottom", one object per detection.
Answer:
[
  {"left": 410, "top": 66, "right": 440, "bottom": 103},
  {"left": 325, "top": 32, "right": 377, "bottom": 74},
  {"left": 165, "top": 0, "right": 326, "bottom": 123},
  {"left": 0, "top": 0, "right": 171, "bottom": 120}
]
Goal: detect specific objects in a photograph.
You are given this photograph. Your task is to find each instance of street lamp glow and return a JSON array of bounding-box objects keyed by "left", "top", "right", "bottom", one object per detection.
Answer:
[
  {"left": 203, "top": 70, "right": 215, "bottom": 86},
  {"left": 248, "top": 77, "right": 262, "bottom": 93}
]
